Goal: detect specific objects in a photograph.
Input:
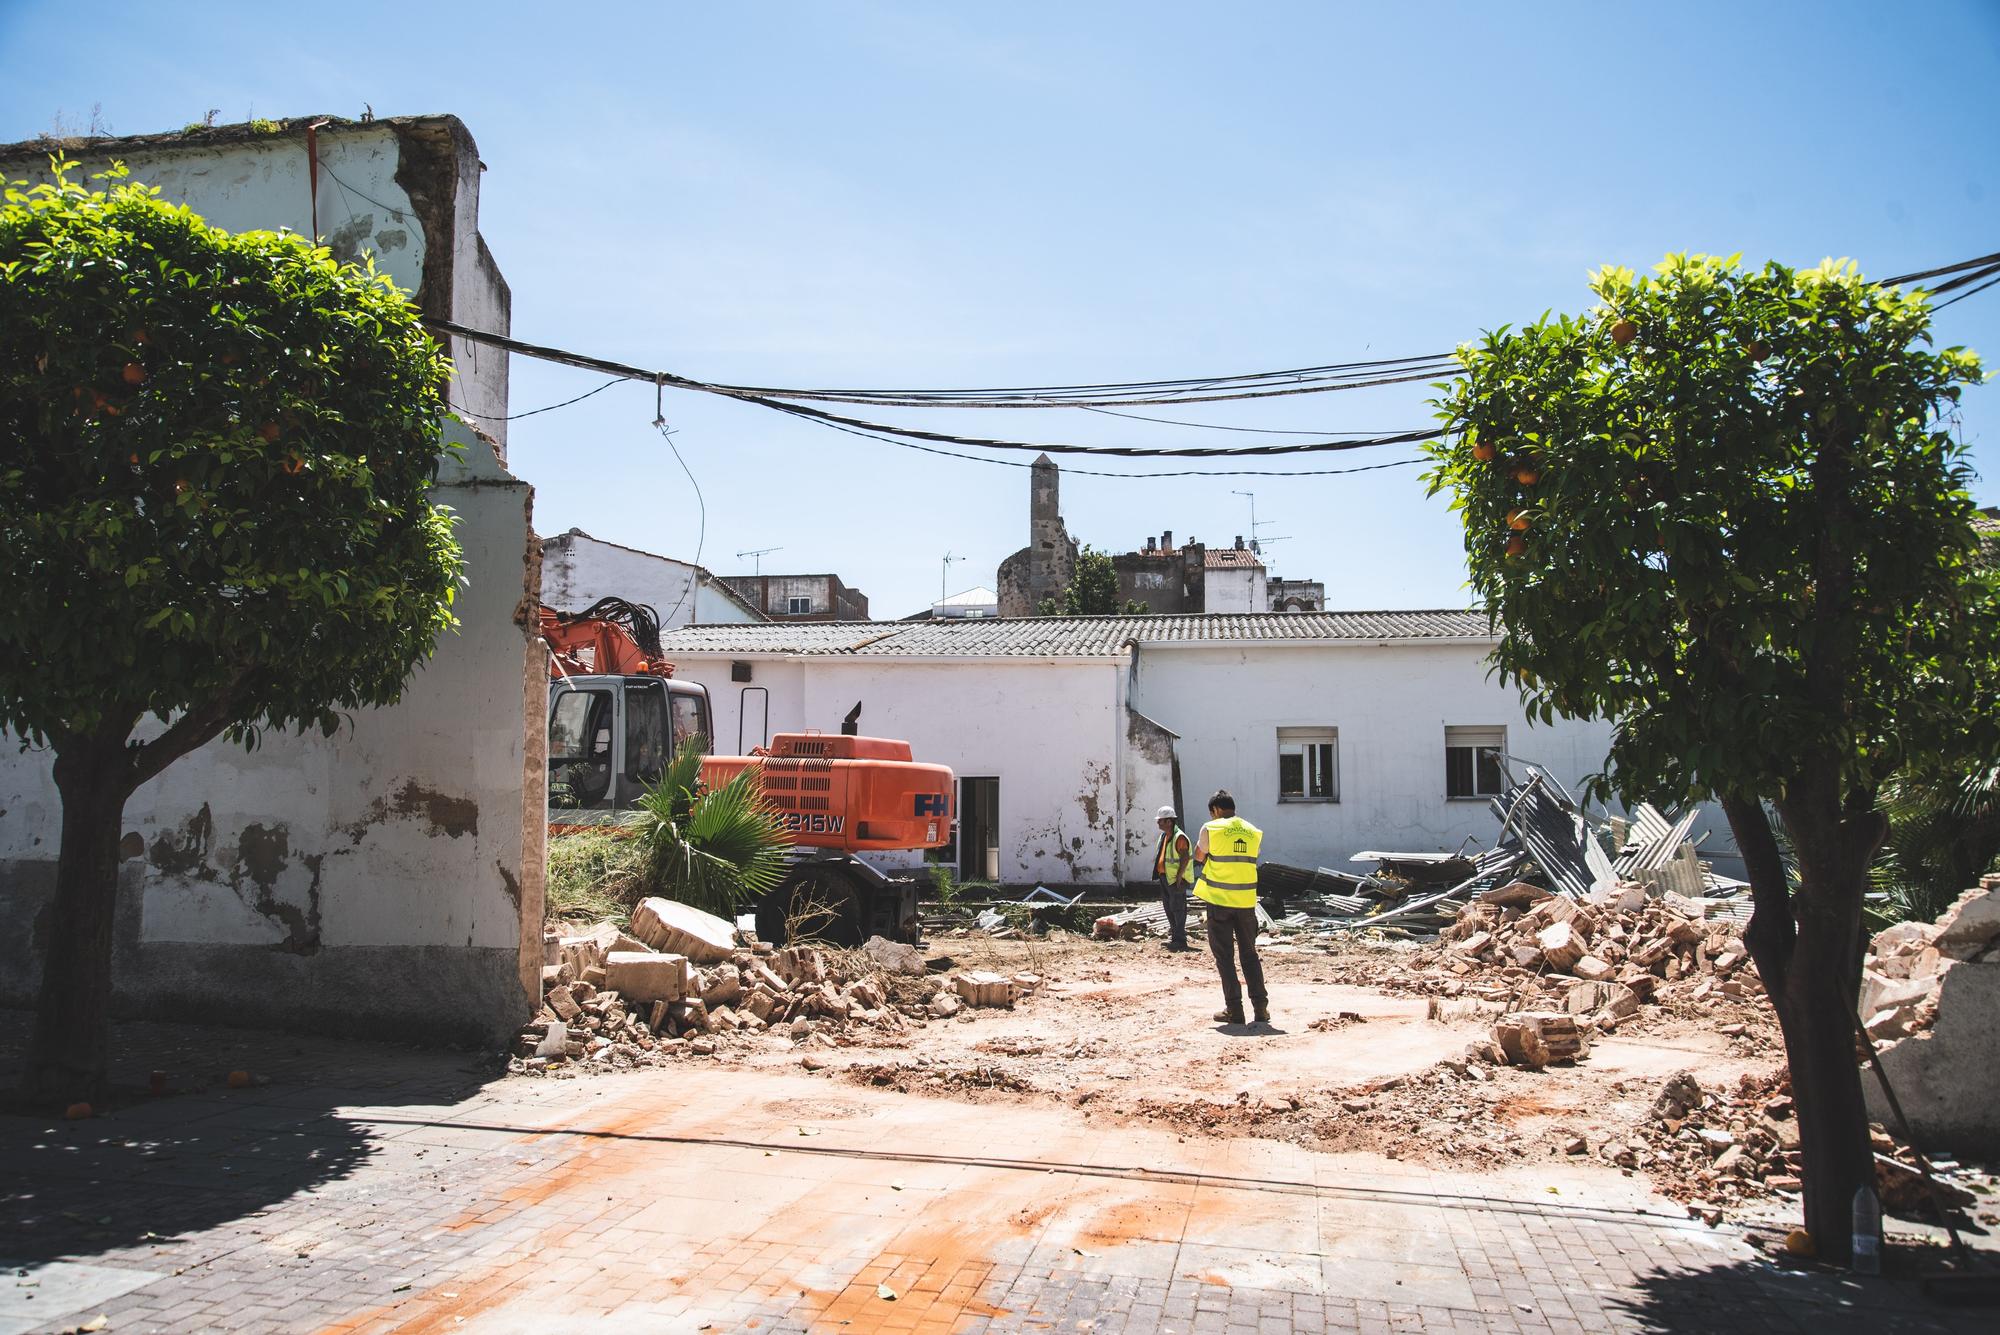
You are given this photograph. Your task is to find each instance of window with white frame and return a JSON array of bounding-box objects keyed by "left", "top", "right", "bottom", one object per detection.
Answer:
[
  {"left": 1445, "top": 725, "right": 1505, "bottom": 798},
  {"left": 1277, "top": 727, "right": 1339, "bottom": 802},
  {"left": 786, "top": 595, "right": 813, "bottom": 615}
]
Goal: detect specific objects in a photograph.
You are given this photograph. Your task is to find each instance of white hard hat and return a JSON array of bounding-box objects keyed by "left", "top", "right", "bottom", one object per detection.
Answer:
[{"left": 1156, "top": 805, "right": 1177, "bottom": 821}]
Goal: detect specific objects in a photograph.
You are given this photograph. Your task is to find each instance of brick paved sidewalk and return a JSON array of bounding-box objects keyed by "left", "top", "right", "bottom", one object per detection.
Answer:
[{"left": 1, "top": 1021, "right": 1988, "bottom": 1333}]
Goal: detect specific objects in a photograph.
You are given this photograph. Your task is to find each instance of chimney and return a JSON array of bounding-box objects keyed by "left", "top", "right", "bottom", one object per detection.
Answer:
[
  {"left": 1145, "top": 536, "right": 1156, "bottom": 554},
  {"left": 1162, "top": 530, "right": 1173, "bottom": 552},
  {"left": 1234, "top": 535, "right": 1245, "bottom": 550}
]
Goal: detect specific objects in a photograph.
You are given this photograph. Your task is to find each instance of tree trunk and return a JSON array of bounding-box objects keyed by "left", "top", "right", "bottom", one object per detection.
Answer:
[
  {"left": 1728, "top": 783, "right": 1883, "bottom": 1265},
  {"left": 22, "top": 732, "right": 135, "bottom": 1106}
]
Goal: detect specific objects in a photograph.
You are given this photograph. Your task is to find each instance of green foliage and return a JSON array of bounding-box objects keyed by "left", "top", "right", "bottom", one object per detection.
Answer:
[
  {"left": 1872, "top": 760, "right": 2000, "bottom": 922},
  {"left": 245, "top": 118, "right": 282, "bottom": 135},
  {"left": 1424, "top": 253, "right": 1999, "bottom": 811},
  {"left": 626, "top": 740, "right": 793, "bottom": 919},
  {"left": 1037, "top": 544, "right": 1146, "bottom": 616},
  {"left": 0, "top": 162, "right": 461, "bottom": 752},
  {"left": 545, "top": 828, "right": 643, "bottom": 924}
]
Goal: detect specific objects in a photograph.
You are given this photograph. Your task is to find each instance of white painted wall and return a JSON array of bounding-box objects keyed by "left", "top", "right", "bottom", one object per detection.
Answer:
[
  {"left": 671, "top": 654, "right": 1132, "bottom": 884},
  {"left": 0, "top": 424, "right": 543, "bottom": 1040},
  {"left": 1203, "top": 567, "right": 1267, "bottom": 613},
  {"left": 1130, "top": 641, "right": 1618, "bottom": 871},
  {"left": 542, "top": 531, "right": 763, "bottom": 628}
]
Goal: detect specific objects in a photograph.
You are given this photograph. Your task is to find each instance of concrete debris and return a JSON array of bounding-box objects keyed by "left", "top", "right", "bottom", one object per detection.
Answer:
[
  {"left": 1491, "top": 1012, "right": 1586, "bottom": 1069},
  {"left": 1629, "top": 1068, "right": 1983, "bottom": 1222},
  {"left": 1863, "top": 877, "right": 2000, "bottom": 1154},
  {"left": 629, "top": 897, "right": 738, "bottom": 964},
  {"left": 861, "top": 936, "right": 929, "bottom": 976},
  {"left": 1393, "top": 887, "right": 1760, "bottom": 1040},
  {"left": 515, "top": 919, "right": 1041, "bottom": 1075}
]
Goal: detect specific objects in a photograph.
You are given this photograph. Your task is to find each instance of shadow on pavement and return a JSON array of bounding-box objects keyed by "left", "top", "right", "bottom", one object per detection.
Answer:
[
  {"left": 1607, "top": 1248, "right": 2000, "bottom": 1334},
  {"left": 0, "top": 1013, "right": 503, "bottom": 1267}
]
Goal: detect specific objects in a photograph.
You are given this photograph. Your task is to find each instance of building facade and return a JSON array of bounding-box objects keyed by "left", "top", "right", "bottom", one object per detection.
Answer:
[
  {"left": 656, "top": 612, "right": 1632, "bottom": 889},
  {"left": 720, "top": 573, "right": 870, "bottom": 621},
  {"left": 0, "top": 116, "right": 542, "bottom": 1044},
  {"left": 542, "top": 529, "right": 765, "bottom": 627}
]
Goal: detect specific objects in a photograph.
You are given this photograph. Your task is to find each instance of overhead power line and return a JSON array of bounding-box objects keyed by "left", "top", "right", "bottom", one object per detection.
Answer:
[{"left": 424, "top": 244, "right": 1997, "bottom": 468}]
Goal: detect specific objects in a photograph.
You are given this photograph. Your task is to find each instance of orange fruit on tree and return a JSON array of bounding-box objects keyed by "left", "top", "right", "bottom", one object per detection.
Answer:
[
  {"left": 258, "top": 422, "right": 282, "bottom": 443},
  {"left": 1514, "top": 466, "right": 1540, "bottom": 485},
  {"left": 1471, "top": 441, "right": 1496, "bottom": 462},
  {"left": 282, "top": 454, "right": 304, "bottom": 476},
  {"left": 1504, "top": 534, "right": 1527, "bottom": 558},
  {"left": 1507, "top": 510, "right": 1531, "bottom": 531},
  {"left": 122, "top": 361, "right": 147, "bottom": 385},
  {"left": 65, "top": 1102, "right": 92, "bottom": 1120},
  {"left": 1610, "top": 319, "right": 1637, "bottom": 346}
]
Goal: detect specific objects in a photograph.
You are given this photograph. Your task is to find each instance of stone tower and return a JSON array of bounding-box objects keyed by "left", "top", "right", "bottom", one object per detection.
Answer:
[{"left": 997, "top": 454, "right": 1078, "bottom": 615}]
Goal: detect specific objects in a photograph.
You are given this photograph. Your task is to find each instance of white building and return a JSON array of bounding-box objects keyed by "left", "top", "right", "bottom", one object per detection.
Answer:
[
  {"left": 541, "top": 529, "right": 766, "bottom": 627},
  {"left": 922, "top": 587, "right": 1000, "bottom": 620},
  {"left": 0, "top": 116, "right": 542, "bottom": 1044},
  {"left": 655, "top": 611, "right": 1622, "bottom": 887}
]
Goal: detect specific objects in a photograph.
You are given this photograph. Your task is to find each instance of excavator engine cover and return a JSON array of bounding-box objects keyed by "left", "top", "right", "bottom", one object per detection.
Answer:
[{"left": 701, "top": 733, "right": 953, "bottom": 853}]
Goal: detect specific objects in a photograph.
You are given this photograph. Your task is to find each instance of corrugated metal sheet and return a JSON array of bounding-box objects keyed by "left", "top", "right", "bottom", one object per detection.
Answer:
[{"left": 657, "top": 610, "right": 1494, "bottom": 658}]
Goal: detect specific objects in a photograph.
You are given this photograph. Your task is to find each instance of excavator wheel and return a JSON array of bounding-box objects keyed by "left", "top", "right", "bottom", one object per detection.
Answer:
[{"left": 756, "top": 864, "right": 865, "bottom": 948}]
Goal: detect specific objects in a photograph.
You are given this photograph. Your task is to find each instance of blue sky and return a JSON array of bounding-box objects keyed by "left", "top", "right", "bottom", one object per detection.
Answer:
[{"left": 4, "top": 1, "right": 1997, "bottom": 618}]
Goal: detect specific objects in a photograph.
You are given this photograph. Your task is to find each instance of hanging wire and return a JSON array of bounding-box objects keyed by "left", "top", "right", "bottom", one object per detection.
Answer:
[{"left": 450, "top": 377, "right": 621, "bottom": 423}]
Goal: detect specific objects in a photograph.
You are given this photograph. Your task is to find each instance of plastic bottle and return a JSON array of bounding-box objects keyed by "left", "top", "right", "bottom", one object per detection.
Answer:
[{"left": 1851, "top": 1185, "right": 1882, "bottom": 1275}]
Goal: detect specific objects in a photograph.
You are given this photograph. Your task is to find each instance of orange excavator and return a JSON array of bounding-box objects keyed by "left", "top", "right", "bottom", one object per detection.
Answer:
[{"left": 542, "top": 598, "right": 953, "bottom": 945}]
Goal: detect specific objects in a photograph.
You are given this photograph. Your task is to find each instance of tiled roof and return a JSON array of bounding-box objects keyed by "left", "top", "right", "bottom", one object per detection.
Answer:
[
  {"left": 1204, "top": 549, "right": 1264, "bottom": 568},
  {"left": 658, "top": 610, "right": 1494, "bottom": 658}
]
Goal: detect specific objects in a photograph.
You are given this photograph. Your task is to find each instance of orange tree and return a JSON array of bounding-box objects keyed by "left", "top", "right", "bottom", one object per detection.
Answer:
[
  {"left": 0, "top": 165, "right": 460, "bottom": 1104},
  {"left": 1425, "top": 254, "right": 1996, "bottom": 1262}
]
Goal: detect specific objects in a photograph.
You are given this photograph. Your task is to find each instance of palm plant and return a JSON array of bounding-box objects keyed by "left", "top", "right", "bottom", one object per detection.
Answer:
[
  {"left": 1871, "top": 759, "right": 2000, "bottom": 923},
  {"left": 625, "top": 740, "right": 792, "bottom": 919}
]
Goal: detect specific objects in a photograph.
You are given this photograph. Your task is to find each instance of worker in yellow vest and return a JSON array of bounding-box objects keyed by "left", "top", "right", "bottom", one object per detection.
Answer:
[
  {"left": 1153, "top": 804, "right": 1195, "bottom": 952},
  {"left": 1193, "top": 789, "right": 1269, "bottom": 1027}
]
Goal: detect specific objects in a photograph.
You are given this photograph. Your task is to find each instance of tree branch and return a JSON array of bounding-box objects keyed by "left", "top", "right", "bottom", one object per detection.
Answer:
[{"left": 125, "top": 685, "right": 251, "bottom": 793}]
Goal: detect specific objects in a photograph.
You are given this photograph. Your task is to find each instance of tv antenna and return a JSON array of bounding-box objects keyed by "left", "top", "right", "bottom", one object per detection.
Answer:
[
  {"left": 941, "top": 551, "right": 966, "bottom": 602},
  {"left": 736, "top": 546, "right": 782, "bottom": 575}
]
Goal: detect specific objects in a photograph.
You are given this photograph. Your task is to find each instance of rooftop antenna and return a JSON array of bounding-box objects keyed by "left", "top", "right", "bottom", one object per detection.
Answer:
[
  {"left": 736, "top": 546, "right": 781, "bottom": 576},
  {"left": 1231, "top": 490, "right": 1282, "bottom": 554},
  {"left": 941, "top": 551, "right": 966, "bottom": 602}
]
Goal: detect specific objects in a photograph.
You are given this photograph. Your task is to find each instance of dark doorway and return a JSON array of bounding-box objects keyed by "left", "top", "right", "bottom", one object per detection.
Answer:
[{"left": 958, "top": 777, "right": 1000, "bottom": 883}]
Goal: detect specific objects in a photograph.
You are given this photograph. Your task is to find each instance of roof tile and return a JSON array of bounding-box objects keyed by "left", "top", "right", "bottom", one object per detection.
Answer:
[{"left": 658, "top": 610, "right": 1493, "bottom": 658}]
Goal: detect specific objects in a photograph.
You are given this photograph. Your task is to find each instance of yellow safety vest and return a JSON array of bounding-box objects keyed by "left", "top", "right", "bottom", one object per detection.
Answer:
[
  {"left": 1156, "top": 826, "right": 1194, "bottom": 886},
  {"left": 1195, "top": 816, "right": 1262, "bottom": 909}
]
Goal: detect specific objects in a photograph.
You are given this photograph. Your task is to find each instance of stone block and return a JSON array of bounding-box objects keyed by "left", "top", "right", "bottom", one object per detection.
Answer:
[
  {"left": 629, "top": 897, "right": 737, "bottom": 964},
  {"left": 1537, "top": 922, "right": 1585, "bottom": 973},
  {"left": 546, "top": 984, "right": 583, "bottom": 1023},
  {"left": 604, "top": 951, "right": 691, "bottom": 1005},
  {"left": 1573, "top": 955, "right": 1615, "bottom": 982},
  {"left": 700, "top": 963, "right": 744, "bottom": 1008},
  {"left": 1933, "top": 888, "right": 2000, "bottom": 962},
  {"left": 861, "top": 936, "right": 927, "bottom": 976}
]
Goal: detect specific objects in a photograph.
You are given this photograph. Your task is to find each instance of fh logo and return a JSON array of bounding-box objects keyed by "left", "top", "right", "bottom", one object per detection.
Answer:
[{"left": 913, "top": 793, "right": 948, "bottom": 817}]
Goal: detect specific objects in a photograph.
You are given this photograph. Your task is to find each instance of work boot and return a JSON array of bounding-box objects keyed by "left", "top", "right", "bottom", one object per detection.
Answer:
[
  {"left": 1214, "top": 1009, "right": 1246, "bottom": 1025},
  {"left": 1253, "top": 1007, "right": 1272, "bottom": 1026}
]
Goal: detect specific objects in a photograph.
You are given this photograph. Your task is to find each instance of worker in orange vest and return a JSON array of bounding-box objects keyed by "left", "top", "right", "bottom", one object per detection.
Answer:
[{"left": 1153, "top": 804, "right": 1195, "bottom": 952}]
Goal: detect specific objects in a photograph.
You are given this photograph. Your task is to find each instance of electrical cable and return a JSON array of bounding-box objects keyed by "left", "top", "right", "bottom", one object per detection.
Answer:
[
  {"left": 1075, "top": 406, "right": 1408, "bottom": 436},
  {"left": 778, "top": 410, "right": 1432, "bottom": 479},
  {"left": 1931, "top": 270, "right": 2000, "bottom": 310},
  {"left": 449, "top": 377, "right": 621, "bottom": 422},
  {"left": 654, "top": 416, "right": 706, "bottom": 625}
]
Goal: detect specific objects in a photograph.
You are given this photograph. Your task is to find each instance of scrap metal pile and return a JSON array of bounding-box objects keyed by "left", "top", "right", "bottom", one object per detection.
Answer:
[{"left": 515, "top": 897, "right": 1039, "bottom": 1074}]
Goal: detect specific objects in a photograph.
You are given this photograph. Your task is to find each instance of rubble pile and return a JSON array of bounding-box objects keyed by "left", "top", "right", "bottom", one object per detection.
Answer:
[
  {"left": 514, "top": 897, "right": 1042, "bottom": 1074},
  {"left": 1384, "top": 882, "right": 1763, "bottom": 1053},
  {"left": 1859, "top": 880, "right": 2000, "bottom": 1041},
  {"left": 1621, "top": 1069, "right": 1982, "bottom": 1223}
]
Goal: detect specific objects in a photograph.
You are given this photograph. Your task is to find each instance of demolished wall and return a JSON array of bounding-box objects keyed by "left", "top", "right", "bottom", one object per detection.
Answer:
[{"left": 1862, "top": 877, "right": 2000, "bottom": 1155}]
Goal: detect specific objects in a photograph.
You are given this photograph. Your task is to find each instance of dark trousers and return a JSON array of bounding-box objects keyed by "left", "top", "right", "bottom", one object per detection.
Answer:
[
  {"left": 1205, "top": 904, "right": 1267, "bottom": 1017},
  {"left": 1160, "top": 879, "right": 1190, "bottom": 947}
]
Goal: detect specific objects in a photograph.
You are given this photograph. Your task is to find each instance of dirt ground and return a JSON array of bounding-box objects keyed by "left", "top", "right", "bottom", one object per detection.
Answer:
[{"left": 716, "top": 931, "right": 1783, "bottom": 1181}]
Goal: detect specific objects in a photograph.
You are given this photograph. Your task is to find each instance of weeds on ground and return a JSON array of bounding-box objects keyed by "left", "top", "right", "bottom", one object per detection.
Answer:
[{"left": 546, "top": 828, "right": 644, "bottom": 925}]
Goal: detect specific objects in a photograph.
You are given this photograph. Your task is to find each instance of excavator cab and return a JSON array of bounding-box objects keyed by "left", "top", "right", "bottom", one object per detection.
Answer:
[{"left": 548, "top": 675, "right": 713, "bottom": 817}]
